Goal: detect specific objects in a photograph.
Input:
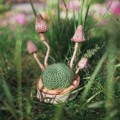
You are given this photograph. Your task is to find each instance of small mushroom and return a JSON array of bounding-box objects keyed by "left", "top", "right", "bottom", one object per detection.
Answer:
[
  {"left": 70, "top": 25, "right": 85, "bottom": 68},
  {"left": 27, "top": 41, "right": 44, "bottom": 71},
  {"left": 27, "top": 40, "right": 37, "bottom": 54},
  {"left": 75, "top": 57, "right": 88, "bottom": 74}
]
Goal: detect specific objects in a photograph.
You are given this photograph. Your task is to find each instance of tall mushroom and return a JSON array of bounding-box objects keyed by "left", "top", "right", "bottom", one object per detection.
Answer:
[
  {"left": 70, "top": 25, "right": 85, "bottom": 68},
  {"left": 35, "top": 13, "right": 50, "bottom": 67},
  {"left": 27, "top": 41, "right": 45, "bottom": 71}
]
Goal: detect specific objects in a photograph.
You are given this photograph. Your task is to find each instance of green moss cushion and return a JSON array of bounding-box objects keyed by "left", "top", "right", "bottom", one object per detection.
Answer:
[{"left": 41, "top": 63, "right": 75, "bottom": 89}]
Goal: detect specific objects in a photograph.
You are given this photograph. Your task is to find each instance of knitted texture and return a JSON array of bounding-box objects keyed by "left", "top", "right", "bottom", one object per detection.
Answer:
[
  {"left": 41, "top": 63, "right": 75, "bottom": 89},
  {"left": 71, "top": 25, "right": 85, "bottom": 43},
  {"left": 27, "top": 41, "right": 37, "bottom": 54},
  {"left": 78, "top": 57, "right": 88, "bottom": 69},
  {"left": 35, "top": 13, "right": 48, "bottom": 33}
]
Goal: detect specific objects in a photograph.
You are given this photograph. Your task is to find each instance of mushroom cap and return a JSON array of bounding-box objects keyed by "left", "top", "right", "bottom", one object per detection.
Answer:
[
  {"left": 27, "top": 41, "right": 37, "bottom": 54},
  {"left": 35, "top": 13, "right": 48, "bottom": 33},
  {"left": 71, "top": 25, "right": 85, "bottom": 43},
  {"left": 78, "top": 57, "right": 88, "bottom": 69}
]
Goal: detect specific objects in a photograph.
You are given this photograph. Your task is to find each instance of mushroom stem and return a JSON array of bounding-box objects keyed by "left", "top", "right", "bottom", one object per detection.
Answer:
[
  {"left": 75, "top": 67, "right": 80, "bottom": 74},
  {"left": 70, "top": 43, "right": 79, "bottom": 68},
  {"left": 39, "top": 33, "right": 50, "bottom": 67},
  {"left": 33, "top": 53, "right": 45, "bottom": 71}
]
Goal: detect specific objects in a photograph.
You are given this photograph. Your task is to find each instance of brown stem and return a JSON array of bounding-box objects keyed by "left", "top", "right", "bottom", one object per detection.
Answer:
[
  {"left": 33, "top": 53, "right": 45, "bottom": 71},
  {"left": 70, "top": 43, "right": 79, "bottom": 68},
  {"left": 39, "top": 33, "right": 50, "bottom": 67}
]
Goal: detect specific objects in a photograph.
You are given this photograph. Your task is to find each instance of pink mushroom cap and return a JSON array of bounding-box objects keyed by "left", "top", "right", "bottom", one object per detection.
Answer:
[
  {"left": 71, "top": 25, "right": 85, "bottom": 43},
  {"left": 35, "top": 13, "right": 48, "bottom": 33},
  {"left": 27, "top": 41, "right": 37, "bottom": 54},
  {"left": 78, "top": 57, "right": 88, "bottom": 69}
]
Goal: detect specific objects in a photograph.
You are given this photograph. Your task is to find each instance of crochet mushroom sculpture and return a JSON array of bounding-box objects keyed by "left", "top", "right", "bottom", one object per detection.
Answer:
[{"left": 27, "top": 13, "right": 87, "bottom": 104}]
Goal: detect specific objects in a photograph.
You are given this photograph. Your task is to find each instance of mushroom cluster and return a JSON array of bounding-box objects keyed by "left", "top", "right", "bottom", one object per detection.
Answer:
[{"left": 27, "top": 13, "right": 87, "bottom": 104}]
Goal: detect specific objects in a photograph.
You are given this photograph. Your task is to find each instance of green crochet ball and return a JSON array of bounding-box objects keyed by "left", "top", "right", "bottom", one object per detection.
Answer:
[{"left": 41, "top": 63, "right": 75, "bottom": 89}]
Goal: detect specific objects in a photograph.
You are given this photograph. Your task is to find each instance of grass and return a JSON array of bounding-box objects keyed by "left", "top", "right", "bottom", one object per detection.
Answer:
[{"left": 0, "top": 0, "right": 120, "bottom": 120}]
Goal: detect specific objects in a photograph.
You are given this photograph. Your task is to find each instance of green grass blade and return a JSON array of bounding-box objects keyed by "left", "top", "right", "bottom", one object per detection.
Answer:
[
  {"left": 57, "top": 0, "right": 61, "bottom": 25},
  {"left": 26, "top": 98, "right": 32, "bottom": 119},
  {"left": 88, "top": 101, "right": 104, "bottom": 109},
  {"left": 3, "top": 102, "right": 18, "bottom": 119},
  {"left": 78, "top": 0, "right": 84, "bottom": 25},
  {"left": 29, "top": 0, "right": 36, "bottom": 18},
  {"left": 15, "top": 27, "right": 23, "bottom": 120},
  {"left": 0, "top": 78, "right": 18, "bottom": 119},
  {"left": 82, "top": 53, "right": 107, "bottom": 100},
  {"left": 87, "top": 91, "right": 102, "bottom": 103},
  {"left": 55, "top": 103, "right": 65, "bottom": 120},
  {"left": 0, "top": 78, "right": 14, "bottom": 103},
  {"left": 83, "top": 0, "right": 92, "bottom": 27},
  {"left": 105, "top": 38, "right": 116, "bottom": 120}
]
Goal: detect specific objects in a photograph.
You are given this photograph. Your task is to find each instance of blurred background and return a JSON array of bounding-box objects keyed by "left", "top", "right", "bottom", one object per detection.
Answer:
[{"left": 0, "top": 0, "right": 120, "bottom": 120}]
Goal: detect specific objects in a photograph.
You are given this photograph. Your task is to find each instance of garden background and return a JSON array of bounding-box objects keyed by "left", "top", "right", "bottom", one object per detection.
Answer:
[{"left": 0, "top": 0, "right": 120, "bottom": 120}]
